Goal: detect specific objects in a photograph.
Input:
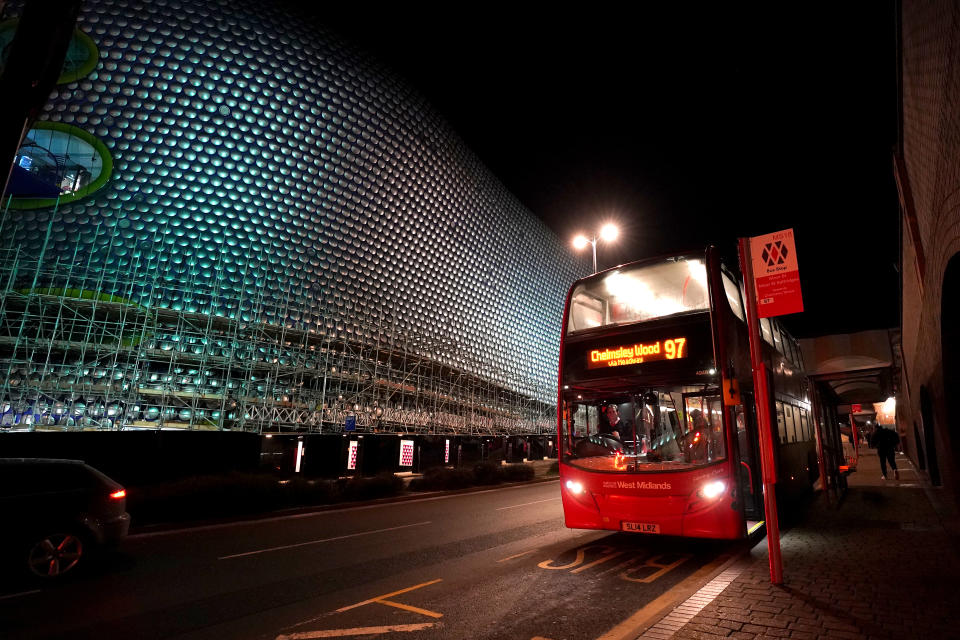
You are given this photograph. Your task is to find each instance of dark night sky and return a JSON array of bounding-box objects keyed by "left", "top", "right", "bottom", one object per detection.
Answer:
[{"left": 311, "top": 3, "right": 900, "bottom": 338}]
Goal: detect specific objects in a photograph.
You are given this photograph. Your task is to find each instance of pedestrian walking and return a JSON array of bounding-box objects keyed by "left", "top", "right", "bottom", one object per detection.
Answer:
[{"left": 871, "top": 424, "right": 900, "bottom": 480}]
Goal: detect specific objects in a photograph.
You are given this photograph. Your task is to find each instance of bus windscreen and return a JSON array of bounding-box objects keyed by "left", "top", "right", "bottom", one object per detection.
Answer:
[{"left": 561, "top": 387, "right": 725, "bottom": 472}]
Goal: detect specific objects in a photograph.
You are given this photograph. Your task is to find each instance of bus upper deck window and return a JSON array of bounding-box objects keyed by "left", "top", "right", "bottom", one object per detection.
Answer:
[
  {"left": 760, "top": 318, "right": 774, "bottom": 346},
  {"left": 721, "top": 272, "right": 745, "bottom": 322},
  {"left": 566, "top": 256, "right": 710, "bottom": 333},
  {"left": 569, "top": 294, "right": 604, "bottom": 331},
  {"left": 785, "top": 337, "right": 798, "bottom": 367}
]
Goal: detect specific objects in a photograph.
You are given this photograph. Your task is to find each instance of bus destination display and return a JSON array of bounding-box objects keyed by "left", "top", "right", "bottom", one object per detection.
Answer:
[{"left": 587, "top": 337, "right": 687, "bottom": 369}]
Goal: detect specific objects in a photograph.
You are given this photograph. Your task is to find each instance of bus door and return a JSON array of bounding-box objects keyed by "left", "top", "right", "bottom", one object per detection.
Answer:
[
  {"left": 679, "top": 390, "right": 724, "bottom": 464},
  {"left": 735, "top": 394, "right": 763, "bottom": 520}
]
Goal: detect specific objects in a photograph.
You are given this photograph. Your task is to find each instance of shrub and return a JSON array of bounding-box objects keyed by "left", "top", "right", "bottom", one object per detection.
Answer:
[
  {"left": 128, "top": 472, "right": 368, "bottom": 526},
  {"left": 408, "top": 466, "right": 473, "bottom": 491},
  {"left": 472, "top": 462, "right": 503, "bottom": 485},
  {"left": 127, "top": 472, "right": 291, "bottom": 525},
  {"left": 125, "top": 459, "right": 543, "bottom": 527},
  {"left": 341, "top": 472, "right": 405, "bottom": 502},
  {"left": 285, "top": 477, "right": 340, "bottom": 505},
  {"left": 500, "top": 464, "right": 535, "bottom": 482},
  {"left": 547, "top": 461, "right": 560, "bottom": 474}
]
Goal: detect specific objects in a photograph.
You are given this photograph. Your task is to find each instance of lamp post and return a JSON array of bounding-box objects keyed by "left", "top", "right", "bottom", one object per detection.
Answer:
[{"left": 572, "top": 223, "right": 619, "bottom": 274}]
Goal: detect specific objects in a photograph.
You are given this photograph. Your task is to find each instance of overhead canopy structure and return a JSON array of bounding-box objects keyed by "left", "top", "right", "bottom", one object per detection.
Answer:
[{"left": 800, "top": 329, "right": 899, "bottom": 405}]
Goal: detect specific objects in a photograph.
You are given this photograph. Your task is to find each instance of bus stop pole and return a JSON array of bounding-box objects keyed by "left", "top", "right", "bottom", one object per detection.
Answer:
[{"left": 738, "top": 238, "right": 784, "bottom": 585}]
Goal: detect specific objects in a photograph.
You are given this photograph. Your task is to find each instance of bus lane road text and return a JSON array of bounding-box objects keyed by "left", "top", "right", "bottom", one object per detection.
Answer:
[{"left": 537, "top": 544, "right": 691, "bottom": 583}]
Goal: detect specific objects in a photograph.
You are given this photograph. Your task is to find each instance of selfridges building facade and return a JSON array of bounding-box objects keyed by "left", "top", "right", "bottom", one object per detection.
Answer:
[{"left": 0, "top": 0, "right": 584, "bottom": 433}]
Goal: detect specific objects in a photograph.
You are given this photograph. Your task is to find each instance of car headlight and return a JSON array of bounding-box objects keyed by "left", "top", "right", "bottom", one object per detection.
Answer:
[
  {"left": 698, "top": 480, "right": 726, "bottom": 499},
  {"left": 565, "top": 479, "right": 584, "bottom": 495}
]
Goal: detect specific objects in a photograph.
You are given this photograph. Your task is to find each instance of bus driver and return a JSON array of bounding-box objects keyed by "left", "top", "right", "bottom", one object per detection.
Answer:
[{"left": 601, "top": 404, "right": 631, "bottom": 441}]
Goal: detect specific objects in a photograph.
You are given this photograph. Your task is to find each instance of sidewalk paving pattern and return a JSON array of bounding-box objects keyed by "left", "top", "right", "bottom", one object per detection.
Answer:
[{"left": 641, "top": 449, "right": 960, "bottom": 639}]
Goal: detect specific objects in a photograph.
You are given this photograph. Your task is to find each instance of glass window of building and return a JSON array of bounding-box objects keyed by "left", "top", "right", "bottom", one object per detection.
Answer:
[{"left": 9, "top": 123, "right": 111, "bottom": 207}]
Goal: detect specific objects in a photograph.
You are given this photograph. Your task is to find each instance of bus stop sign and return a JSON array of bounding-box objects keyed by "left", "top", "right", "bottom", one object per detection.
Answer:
[{"left": 750, "top": 228, "right": 803, "bottom": 318}]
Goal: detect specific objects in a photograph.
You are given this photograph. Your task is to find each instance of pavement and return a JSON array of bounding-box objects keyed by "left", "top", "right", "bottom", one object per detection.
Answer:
[{"left": 635, "top": 448, "right": 960, "bottom": 640}]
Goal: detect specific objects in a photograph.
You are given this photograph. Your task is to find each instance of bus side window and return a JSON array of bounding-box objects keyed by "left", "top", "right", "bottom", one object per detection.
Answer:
[
  {"left": 784, "top": 404, "right": 797, "bottom": 443},
  {"left": 776, "top": 401, "right": 786, "bottom": 444},
  {"left": 785, "top": 336, "right": 798, "bottom": 367},
  {"left": 772, "top": 321, "right": 784, "bottom": 355}
]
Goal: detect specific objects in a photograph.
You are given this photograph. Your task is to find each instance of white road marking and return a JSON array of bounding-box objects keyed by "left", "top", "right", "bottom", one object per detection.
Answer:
[
  {"left": 496, "top": 497, "right": 560, "bottom": 511},
  {"left": 0, "top": 589, "right": 41, "bottom": 601},
  {"left": 219, "top": 521, "right": 432, "bottom": 560},
  {"left": 276, "top": 622, "right": 438, "bottom": 638}
]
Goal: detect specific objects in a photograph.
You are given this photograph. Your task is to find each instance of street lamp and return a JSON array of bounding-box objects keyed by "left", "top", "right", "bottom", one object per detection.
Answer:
[{"left": 572, "top": 223, "right": 619, "bottom": 273}]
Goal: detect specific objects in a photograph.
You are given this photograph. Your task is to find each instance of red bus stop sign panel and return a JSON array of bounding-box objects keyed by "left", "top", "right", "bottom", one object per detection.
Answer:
[{"left": 750, "top": 228, "right": 804, "bottom": 318}]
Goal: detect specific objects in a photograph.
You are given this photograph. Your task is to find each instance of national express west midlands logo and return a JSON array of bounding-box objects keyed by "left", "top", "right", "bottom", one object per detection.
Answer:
[
  {"left": 603, "top": 480, "right": 672, "bottom": 490},
  {"left": 761, "top": 241, "right": 789, "bottom": 267}
]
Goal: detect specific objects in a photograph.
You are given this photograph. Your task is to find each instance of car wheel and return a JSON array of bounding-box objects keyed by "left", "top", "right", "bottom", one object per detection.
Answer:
[{"left": 26, "top": 532, "right": 85, "bottom": 579}]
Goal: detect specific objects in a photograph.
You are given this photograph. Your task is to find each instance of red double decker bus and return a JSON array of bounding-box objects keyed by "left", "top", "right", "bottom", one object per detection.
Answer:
[{"left": 558, "top": 247, "right": 815, "bottom": 539}]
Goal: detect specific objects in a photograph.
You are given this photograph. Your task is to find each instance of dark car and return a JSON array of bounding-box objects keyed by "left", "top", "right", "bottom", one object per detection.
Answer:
[{"left": 0, "top": 458, "right": 130, "bottom": 580}]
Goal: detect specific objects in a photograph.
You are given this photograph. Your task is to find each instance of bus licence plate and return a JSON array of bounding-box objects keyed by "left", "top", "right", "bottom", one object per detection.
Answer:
[{"left": 622, "top": 521, "right": 660, "bottom": 534}]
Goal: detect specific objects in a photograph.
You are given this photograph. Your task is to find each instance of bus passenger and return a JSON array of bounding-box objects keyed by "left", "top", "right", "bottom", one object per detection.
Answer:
[{"left": 686, "top": 409, "right": 709, "bottom": 463}]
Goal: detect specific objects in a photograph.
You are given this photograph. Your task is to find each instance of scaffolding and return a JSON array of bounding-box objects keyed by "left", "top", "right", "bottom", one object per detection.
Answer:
[{"left": 0, "top": 245, "right": 556, "bottom": 435}]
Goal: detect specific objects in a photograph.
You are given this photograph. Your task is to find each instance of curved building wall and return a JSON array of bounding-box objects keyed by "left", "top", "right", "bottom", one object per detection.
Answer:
[{"left": 0, "top": 0, "right": 584, "bottom": 432}]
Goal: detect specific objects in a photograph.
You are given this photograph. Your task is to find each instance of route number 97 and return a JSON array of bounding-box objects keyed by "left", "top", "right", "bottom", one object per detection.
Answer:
[{"left": 664, "top": 337, "right": 686, "bottom": 359}]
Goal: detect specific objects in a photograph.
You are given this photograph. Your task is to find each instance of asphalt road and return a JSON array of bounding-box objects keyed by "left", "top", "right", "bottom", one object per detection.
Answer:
[{"left": 1, "top": 481, "right": 741, "bottom": 640}]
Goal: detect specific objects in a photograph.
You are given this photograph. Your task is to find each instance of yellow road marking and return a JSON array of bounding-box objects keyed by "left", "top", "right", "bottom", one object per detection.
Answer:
[
  {"left": 497, "top": 549, "right": 536, "bottom": 563},
  {"left": 335, "top": 578, "right": 443, "bottom": 618},
  {"left": 598, "top": 555, "right": 650, "bottom": 576},
  {"left": 538, "top": 545, "right": 599, "bottom": 570},
  {"left": 276, "top": 622, "right": 437, "bottom": 638},
  {"left": 571, "top": 550, "right": 627, "bottom": 574},
  {"left": 620, "top": 553, "right": 690, "bottom": 583},
  {"left": 377, "top": 600, "right": 444, "bottom": 619}
]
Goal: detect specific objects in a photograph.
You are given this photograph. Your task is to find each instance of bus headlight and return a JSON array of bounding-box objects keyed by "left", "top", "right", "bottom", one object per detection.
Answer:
[
  {"left": 698, "top": 480, "right": 726, "bottom": 499},
  {"left": 565, "top": 480, "right": 585, "bottom": 495}
]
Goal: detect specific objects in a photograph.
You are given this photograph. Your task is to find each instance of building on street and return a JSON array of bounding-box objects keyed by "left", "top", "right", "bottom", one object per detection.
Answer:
[{"left": 0, "top": 0, "right": 584, "bottom": 435}]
